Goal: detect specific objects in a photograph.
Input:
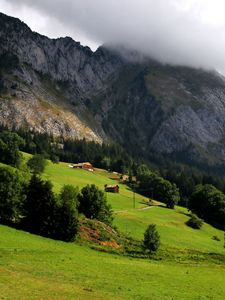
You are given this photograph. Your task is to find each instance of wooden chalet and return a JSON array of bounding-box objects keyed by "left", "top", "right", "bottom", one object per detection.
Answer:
[
  {"left": 72, "top": 162, "right": 93, "bottom": 171},
  {"left": 104, "top": 184, "right": 119, "bottom": 193}
]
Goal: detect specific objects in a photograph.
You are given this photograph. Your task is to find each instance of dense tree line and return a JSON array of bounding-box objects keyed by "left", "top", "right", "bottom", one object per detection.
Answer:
[
  {"left": 135, "top": 164, "right": 180, "bottom": 209},
  {"left": 0, "top": 126, "right": 135, "bottom": 174},
  {"left": 188, "top": 184, "right": 225, "bottom": 230},
  {"left": 0, "top": 165, "right": 113, "bottom": 241},
  {"left": 160, "top": 165, "right": 225, "bottom": 207},
  {"left": 1, "top": 127, "right": 225, "bottom": 230},
  {"left": 1, "top": 126, "right": 224, "bottom": 200}
]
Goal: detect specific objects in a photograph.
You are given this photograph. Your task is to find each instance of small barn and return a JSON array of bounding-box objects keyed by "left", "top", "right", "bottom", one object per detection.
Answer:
[
  {"left": 104, "top": 184, "right": 119, "bottom": 193},
  {"left": 72, "top": 162, "right": 93, "bottom": 171}
]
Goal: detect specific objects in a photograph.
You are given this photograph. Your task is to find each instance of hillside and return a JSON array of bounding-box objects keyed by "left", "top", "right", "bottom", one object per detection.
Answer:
[
  {"left": 1, "top": 157, "right": 225, "bottom": 299},
  {"left": 1, "top": 224, "right": 225, "bottom": 300},
  {"left": 2, "top": 13, "right": 225, "bottom": 172},
  {"left": 42, "top": 159, "right": 225, "bottom": 253}
]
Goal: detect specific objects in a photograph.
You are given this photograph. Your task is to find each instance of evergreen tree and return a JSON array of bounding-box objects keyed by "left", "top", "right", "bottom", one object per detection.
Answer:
[
  {"left": 22, "top": 175, "right": 57, "bottom": 237},
  {"left": 56, "top": 185, "right": 79, "bottom": 241},
  {"left": 0, "top": 166, "right": 24, "bottom": 224},
  {"left": 0, "top": 131, "right": 24, "bottom": 167},
  {"left": 143, "top": 224, "right": 160, "bottom": 252}
]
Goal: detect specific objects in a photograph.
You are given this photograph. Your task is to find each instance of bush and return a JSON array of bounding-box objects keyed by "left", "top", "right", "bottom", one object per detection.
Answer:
[
  {"left": 27, "top": 154, "right": 47, "bottom": 174},
  {"left": 212, "top": 235, "right": 221, "bottom": 241},
  {"left": 78, "top": 184, "right": 113, "bottom": 225},
  {"left": 186, "top": 214, "right": 203, "bottom": 229},
  {"left": 143, "top": 224, "right": 160, "bottom": 252}
]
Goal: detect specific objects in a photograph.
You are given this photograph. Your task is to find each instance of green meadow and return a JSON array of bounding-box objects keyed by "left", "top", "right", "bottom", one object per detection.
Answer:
[
  {"left": 0, "top": 156, "right": 225, "bottom": 299},
  {"left": 42, "top": 160, "right": 147, "bottom": 210},
  {"left": 1, "top": 225, "right": 225, "bottom": 300}
]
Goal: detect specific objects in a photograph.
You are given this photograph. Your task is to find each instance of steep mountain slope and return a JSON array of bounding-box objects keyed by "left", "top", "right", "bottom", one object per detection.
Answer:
[
  {"left": 1, "top": 12, "right": 225, "bottom": 171},
  {"left": 0, "top": 12, "right": 123, "bottom": 142},
  {"left": 97, "top": 64, "right": 225, "bottom": 170}
]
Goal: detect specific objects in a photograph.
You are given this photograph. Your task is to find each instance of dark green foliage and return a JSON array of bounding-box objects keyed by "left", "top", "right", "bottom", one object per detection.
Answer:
[
  {"left": 22, "top": 175, "right": 58, "bottom": 237},
  {"left": 189, "top": 184, "right": 225, "bottom": 229},
  {"left": 0, "top": 131, "right": 24, "bottom": 167},
  {"left": 27, "top": 154, "right": 47, "bottom": 174},
  {"left": 161, "top": 165, "right": 225, "bottom": 207},
  {"left": 78, "top": 184, "right": 113, "bottom": 225},
  {"left": 136, "top": 165, "right": 180, "bottom": 209},
  {"left": 186, "top": 214, "right": 203, "bottom": 229},
  {"left": 56, "top": 185, "right": 79, "bottom": 241},
  {"left": 8, "top": 126, "right": 135, "bottom": 174},
  {"left": 50, "top": 154, "right": 59, "bottom": 164},
  {"left": 0, "top": 166, "right": 24, "bottom": 224},
  {"left": 143, "top": 224, "right": 160, "bottom": 252},
  {"left": 17, "top": 176, "right": 79, "bottom": 241}
]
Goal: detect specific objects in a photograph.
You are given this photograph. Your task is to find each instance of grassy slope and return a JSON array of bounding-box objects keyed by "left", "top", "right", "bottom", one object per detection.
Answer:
[
  {"left": 1, "top": 225, "right": 225, "bottom": 300},
  {"left": 1, "top": 156, "right": 225, "bottom": 299},
  {"left": 42, "top": 160, "right": 147, "bottom": 211},
  {"left": 42, "top": 160, "right": 225, "bottom": 253}
]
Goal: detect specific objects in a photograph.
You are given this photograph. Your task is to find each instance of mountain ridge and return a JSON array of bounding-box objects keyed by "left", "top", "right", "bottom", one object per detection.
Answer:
[{"left": 1, "top": 12, "right": 225, "bottom": 172}]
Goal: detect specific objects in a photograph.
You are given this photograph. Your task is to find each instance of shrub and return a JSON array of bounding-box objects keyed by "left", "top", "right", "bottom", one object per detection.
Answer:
[
  {"left": 186, "top": 214, "right": 203, "bottom": 229},
  {"left": 143, "top": 224, "right": 160, "bottom": 252},
  {"left": 212, "top": 235, "right": 221, "bottom": 241}
]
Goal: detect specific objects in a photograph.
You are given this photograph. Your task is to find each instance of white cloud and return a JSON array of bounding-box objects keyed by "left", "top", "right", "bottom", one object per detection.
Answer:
[{"left": 1, "top": 0, "right": 225, "bottom": 72}]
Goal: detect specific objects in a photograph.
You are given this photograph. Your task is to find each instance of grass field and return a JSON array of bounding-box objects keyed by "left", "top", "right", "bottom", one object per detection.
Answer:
[
  {"left": 42, "top": 160, "right": 147, "bottom": 210},
  {"left": 42, "top": 160, "right": 225, "bottom": 254},
  {"left": 1, "top": 225, "right": 225, "bottom": 300},
  {"left": 1, "top": 156, "right": 225, "bottom": 299}
]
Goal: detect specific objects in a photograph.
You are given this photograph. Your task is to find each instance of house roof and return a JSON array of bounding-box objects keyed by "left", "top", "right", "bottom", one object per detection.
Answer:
[
  {"left": 105, "top": 185, "right": 119, "bottom": 188},
  {"left": 73, "top": 162, "right": 93, "bottom": 167}
]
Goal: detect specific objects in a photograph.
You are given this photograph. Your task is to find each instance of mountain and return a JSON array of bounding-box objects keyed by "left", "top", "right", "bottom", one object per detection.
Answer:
[
  {"left": 0, "top": 12, "right": 124, "bottom": 142},
  {"left": 1, "top": 12, "right": 225, "bottom": 172}
]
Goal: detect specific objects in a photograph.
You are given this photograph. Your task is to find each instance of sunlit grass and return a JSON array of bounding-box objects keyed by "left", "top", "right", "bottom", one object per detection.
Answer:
[{"left": 1, "top": 154, "right": 225, "bottom": 299}]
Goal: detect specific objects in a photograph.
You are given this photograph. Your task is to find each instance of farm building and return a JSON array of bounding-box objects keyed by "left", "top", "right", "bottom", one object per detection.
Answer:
[
  {"left": 121, "top": 175, "right": 129, "bottom": 183},
  {"left": 71, "top": 162, "right": 93, "bottom": 171},
  {"left": 104, "top": 184, "right": 119, "bottom": 193}
]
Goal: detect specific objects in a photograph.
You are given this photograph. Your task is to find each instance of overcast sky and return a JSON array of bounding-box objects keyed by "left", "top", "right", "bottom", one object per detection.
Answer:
[{"left": 1, "top": 0, "right": 225, "bottom": 72}]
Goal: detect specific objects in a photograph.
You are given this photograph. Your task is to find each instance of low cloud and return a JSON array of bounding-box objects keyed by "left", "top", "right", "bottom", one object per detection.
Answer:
[{"left": 2, "top": 0, "right": 225, "bottom": 72}]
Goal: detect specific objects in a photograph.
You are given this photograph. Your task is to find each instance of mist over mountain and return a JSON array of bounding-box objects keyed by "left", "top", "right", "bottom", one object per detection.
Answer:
[
  {"left": 3, "top": 0, "right": 225, "bottom": 73},
  {"left": 1, "top": 12, "right": 225, "bottom": 173}
]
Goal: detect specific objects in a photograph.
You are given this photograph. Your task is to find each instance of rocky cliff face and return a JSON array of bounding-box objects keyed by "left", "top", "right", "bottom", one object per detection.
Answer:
[
  {"left": 1, "top": 12, "right": 225, "bottom": 171},
  {"left": 0, "top": 13, "right": 123, "bottom": 142},
  {"left": 93, "top": 64, "right": 225, "bottom": 169}
]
